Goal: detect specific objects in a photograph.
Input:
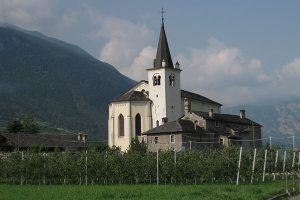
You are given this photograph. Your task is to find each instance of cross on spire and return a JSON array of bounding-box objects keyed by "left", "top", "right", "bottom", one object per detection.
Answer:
[{"left": 160, "top": 8, "right": 166, "bottom": 22}]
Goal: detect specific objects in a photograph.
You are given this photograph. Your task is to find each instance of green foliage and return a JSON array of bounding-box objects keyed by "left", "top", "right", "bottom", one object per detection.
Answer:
[
  {"left": 0, "top": 147, "right": 298, "bottom": 185},
  {"left": 128, "top": 137, "right": 147, "bottom": 155},
  {"left": 6, "top": 115, "right": 39, "bottom": 134},
  {"left": 6, "top": 121, "right": 23, "bottom": 133}
]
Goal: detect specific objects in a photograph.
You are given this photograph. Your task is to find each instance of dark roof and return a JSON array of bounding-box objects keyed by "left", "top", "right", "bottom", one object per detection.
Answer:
[
  {"left": 143, "top": 119, "right": 207, "bottom": 135},
  {"left": 111, "top": 90, "right": 150, "bottom": 102},
  {"left": 181, "top": 90, "right": 222, "bottom": 106},
  {"left": 193, "top": 111, "right": 262, "bottom": 127},
  {"left": 110, "top": 80, "right": 221, "bottom": 106},
  {"left": 153, "top": 21, "right": 174, "bottom": 68},
  {"left": 0, "top": 133, "right": 87, "bottom": 148}
]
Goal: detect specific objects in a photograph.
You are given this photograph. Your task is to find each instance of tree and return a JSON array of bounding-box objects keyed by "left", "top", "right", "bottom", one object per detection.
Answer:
[
  {"left": 6, "top": 115, "right": 39, "bottom": 134},
  {"left": 128, "top": 137, "right": 147, "bottom": 155},
  {"left": 20, "top": 115, "right": 39, "bottom": 134},
  {"left": 6, "top": 120, "right": 23, "bottom": 133}
]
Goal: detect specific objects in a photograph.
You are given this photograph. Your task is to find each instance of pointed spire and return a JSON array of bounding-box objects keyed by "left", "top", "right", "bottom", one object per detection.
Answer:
[{"left": 153, "top": 20, "right": 174, "bottom": 68}]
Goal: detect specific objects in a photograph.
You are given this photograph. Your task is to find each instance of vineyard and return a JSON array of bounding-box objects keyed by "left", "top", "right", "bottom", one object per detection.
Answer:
[{"left": 0, "top": 146, "right": 299, "bottom": 185}]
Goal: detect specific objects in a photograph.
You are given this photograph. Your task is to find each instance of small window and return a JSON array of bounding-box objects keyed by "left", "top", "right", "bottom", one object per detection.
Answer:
[
  {"left": 219, "top": 138, "right": 224, "bottom": 145},
  {"left": 154, "top": 137, "right": 159, "bottom": 144},
  {"left": 169, "top": 74, "right": 175, "bottom": 86},
  {"left": 170, "top": 135, "right": 175, "bottom": 143},
  {"left": 156, "top": 120, "right": 159, "bottom": 127},
  {"left": 157, "top": 76, "right": 161, "bottom": 85},
  {"left": 215, "top": 121, "right": 219, "bottom": 127}
]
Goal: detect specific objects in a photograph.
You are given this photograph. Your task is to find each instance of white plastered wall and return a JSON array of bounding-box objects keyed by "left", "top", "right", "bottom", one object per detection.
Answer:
[
  {"left": 148, "top": 68, "right": 181, "bottom": 127},
  {"left": 108, "top": 101, "right": 151, "bottom": 151}
]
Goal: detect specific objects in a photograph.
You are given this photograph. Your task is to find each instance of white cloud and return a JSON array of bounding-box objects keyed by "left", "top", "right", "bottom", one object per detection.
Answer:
[
  {"left": 177, "top": 38, "right": 272, "bottom": 105},
  {"left": 92, "top": 16, "right": 154, "bottom": 80},
  {"left": 0, "top": 0, "right": 80, "bottom": 35},
  {"left": 128, "top": 46, "right": 156, "bottom": 80},
  {"left": 278, "top": 58, "right": 300, "bottom": 78},
  {"left": 273, "top": 58, "right": 300, "bottom": 96}
]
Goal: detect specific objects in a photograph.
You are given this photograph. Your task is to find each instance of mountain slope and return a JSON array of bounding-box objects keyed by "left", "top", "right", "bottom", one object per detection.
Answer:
[{"left": 0, "top": 26, "right": 135, "bottom": 140}]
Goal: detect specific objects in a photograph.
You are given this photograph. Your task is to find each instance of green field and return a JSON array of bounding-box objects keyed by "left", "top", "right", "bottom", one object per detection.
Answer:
[{"left": 0, "top": 182, "right": 290, "bottom": 200}]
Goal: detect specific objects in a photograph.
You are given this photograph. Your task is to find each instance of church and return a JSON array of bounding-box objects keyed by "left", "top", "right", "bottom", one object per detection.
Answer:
[{"left": 108, "top": 18, "right": 262, "bottom": 151}]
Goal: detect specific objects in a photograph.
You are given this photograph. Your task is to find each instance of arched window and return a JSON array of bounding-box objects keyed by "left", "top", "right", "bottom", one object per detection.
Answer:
[
  {"left": 169, "top": 74, "right": 175, "bottom": 86},
  {"left": 135, "top": 113, "right": 141, "bottom": 136},
  {"left": 153, "top": 76, "right": 157, "bottom": 86},
  {"left": 118, "top": 114, "right": 124, "bottom": 137},
  {"left": 157, "top": 76, "right": 161, "bottom": 85},
  {"left": 156, "top": 120, "right": 159, "bottom": 127},
  {"left": 153, "top": 74, "right": 161, "bottom": 86}
]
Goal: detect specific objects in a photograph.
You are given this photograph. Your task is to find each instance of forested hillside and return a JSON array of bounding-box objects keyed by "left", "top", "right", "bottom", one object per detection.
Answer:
[{"left": 0, "top": 26, "right": 135, "bottom": 140}]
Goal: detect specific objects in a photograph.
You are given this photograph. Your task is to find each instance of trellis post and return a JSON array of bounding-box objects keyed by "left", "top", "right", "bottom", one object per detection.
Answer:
[
  {"left": 236, "top": 146, "right": 242, "bottom": 185},
  {"left": 293, "top": 136, "right": 295, "bottom": 151},
  {"left": 283, "top": 150, "right": 287, "bottom": 173},
  {"left": 174, "top": 149, "right": 176, "bottom": 164},
  {"left": 292, "top": 151, "right": 296, "bottom": 170},
  {"left": 251, "top": 148, "right": 256, "bottom": 184},
  {"left": 263, "top": 149, "right": 268, "bottom": 182},
  {"left": 274, "top": 150, "right": 278, "bottom": 181}
]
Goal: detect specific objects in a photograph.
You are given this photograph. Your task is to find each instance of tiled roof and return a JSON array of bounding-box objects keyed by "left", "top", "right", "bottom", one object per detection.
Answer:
[
  {"left": 0, "top": 133, "right": 87, "bottom": 148},
  {"left": 193, "top": 111, "right": 262, "bottom": 127},
  {"left": 110, "top": 80, "right": 221, "bottom": 106},
  {"left": 143, "top": 119, "right": 207, "bottom": 135},
  {"left": 181, "top": 90, "right": 222, "bottom": 106},
  {"left": 111, "top": 90, "right": 150, "bottom": 102}
]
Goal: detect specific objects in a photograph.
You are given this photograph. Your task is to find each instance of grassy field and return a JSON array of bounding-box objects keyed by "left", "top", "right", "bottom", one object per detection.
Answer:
[{"left": 0, "top": 182, "right": 288, "bottom": 200}]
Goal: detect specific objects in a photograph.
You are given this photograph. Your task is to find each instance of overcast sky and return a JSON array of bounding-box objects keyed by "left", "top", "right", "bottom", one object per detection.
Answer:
[{"left": 1, "top": 0, "right": 300, "bottom": 106}]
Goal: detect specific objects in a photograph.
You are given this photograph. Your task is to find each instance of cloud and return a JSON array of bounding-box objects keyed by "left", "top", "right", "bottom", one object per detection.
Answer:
[
  {"left": 177, "top": 38, "right": 271, "bottom": 105},
  {"left": 0, "top": 1, "right": 299, "bottom": 106},
  {"left": 127, "top": 46, "right": 156, "bottom": 80},
  {"left": 0, "top": 0, "right": 80, "bottom": 35},
  {"left": 274, "top": 58, "right": 300, "bottom": 96},
  {"left": 92, "top": 16, "right": 154, "bottom": 80}
]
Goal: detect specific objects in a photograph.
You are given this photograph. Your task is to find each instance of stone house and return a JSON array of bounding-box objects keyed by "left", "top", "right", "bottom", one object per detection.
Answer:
[
  {"left": 0, "top": 132, "right": 88, "bottom": 151},
  {"left": 143, "top": 119, "right": 215, "bottom": 152}
]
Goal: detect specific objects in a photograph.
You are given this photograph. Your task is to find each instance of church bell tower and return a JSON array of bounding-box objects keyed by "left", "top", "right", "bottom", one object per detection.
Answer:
[{"left": 147, "top": 17, "right": 182, "bottom": 127}]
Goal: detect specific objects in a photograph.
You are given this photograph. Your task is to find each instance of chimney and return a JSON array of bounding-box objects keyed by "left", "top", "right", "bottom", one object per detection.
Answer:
[
  {"left": 184, "top": 98, "right": 191, "bottom": 115},
  {"left": 77, "top": 132, "right": 83, "bottom": 141},
  {"left": 162, "top": 117, "right": 168, "bottom": 124},
  {"left": 209, "top": 109, "right": 214, "bottom": 118},
  {"left": 82, "top": 134, "right": 88, "bottom": 143},
  {"left": 194, "top": 121, "right": 198, "bottom": 130},
  {"left": 240, "top": 110, "right": 245, "bottom": 119}
]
